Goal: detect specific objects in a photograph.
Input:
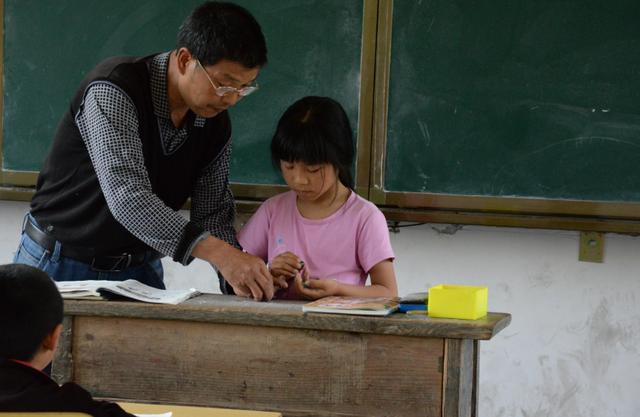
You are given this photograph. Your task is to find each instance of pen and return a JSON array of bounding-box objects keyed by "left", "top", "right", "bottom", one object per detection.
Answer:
[
  {"left": 299, "top": 260, "right": 312, "bottom": 288},
  {"left": 406, "top": 310, "right": 428, "bottom": 315}
]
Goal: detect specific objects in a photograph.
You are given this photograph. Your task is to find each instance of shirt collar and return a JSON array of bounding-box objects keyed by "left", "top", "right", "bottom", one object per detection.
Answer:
[
  {"left": 8, "top": 358, "right": 50, "bottom": 376},
  {"left": 150, "top": 51, "right": 206, "bottom": 127},
  {"left": 9, "top": 358, "right": 36, "bottom": 369}
]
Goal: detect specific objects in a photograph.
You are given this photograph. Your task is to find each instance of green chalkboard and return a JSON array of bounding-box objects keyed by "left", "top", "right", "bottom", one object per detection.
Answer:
[
  {"left": 1, "top": 0, "right": 365, "bottom": 187},
  {"left": 384, "top": 0, "right": 640, "bottom": 202}
]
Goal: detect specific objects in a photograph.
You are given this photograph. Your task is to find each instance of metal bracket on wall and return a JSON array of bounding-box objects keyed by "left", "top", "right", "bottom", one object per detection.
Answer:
[{"left": 579, "top": 232, "right": 605, "bottom": 263}]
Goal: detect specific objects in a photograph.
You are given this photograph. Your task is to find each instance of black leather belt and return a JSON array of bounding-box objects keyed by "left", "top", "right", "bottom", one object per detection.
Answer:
[{"left": 24, "top": 218, "right": 160, "bottom": 272}]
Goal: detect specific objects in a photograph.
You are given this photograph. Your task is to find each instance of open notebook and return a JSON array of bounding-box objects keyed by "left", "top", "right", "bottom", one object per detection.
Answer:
[{"left": 55, "top": 279, "right": 199, "bottom": 305}]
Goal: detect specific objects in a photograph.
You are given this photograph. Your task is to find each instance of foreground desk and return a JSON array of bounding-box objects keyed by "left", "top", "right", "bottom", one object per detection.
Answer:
[
  {"left": 53, "top": 295, "right": 510, "bottom": 417},
  {"left": 0, "top": 406, "right": 279, "bottom": 417},
  {"left": 118, "top": 401, "right": 281, "bottom": 416}
]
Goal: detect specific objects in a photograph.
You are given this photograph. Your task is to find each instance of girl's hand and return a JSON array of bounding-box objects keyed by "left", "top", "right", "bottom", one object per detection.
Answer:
[
  {"left": 269, "top": 252, "right": 304, "bottom": 279},
  {"left": 293, "top": 274, "right": 339, "bottom": 300},
  {"left": 272, "top": 274, "right": 290, "bottom": 289}
]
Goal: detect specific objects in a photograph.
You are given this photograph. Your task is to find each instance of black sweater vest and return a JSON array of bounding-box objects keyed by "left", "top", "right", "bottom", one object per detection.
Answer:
[{"left": 30, "top": 55, "right": 230, "bottom": 255}]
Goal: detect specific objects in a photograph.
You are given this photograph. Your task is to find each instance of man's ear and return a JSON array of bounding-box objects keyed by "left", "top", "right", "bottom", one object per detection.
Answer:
[
  {"left": 175, "top": 47, "right": 193, "bottom": 75},
  {"left": 42, "top": 323, "right": 63, "bottom": 353}
]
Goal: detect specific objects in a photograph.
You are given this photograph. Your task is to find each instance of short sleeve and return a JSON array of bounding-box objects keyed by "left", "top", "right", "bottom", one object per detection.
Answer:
[
  {"left": 237, "top": 202, "right": 271, "bottom": 261},
  {"left": 357, "top": 206, "right": 395, "bottom": 273}
]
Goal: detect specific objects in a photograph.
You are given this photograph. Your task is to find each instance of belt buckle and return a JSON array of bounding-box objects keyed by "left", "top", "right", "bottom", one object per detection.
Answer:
[{"left": 90, "top": 253, "right": 132, "bottom": 273}]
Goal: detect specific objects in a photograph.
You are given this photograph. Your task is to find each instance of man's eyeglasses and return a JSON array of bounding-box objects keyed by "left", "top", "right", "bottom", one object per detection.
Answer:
[{"left": 196, "top": 59, "right": 258, "bottom": 97}]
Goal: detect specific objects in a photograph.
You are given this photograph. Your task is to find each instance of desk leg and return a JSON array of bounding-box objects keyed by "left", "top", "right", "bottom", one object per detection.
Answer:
[
  {"left": 471, "top": 340, "right": 479, "bottom": 417},
  {"left": 442, "top": 338, "right": 474, "bottom": 417},
  {"left": 52, "top": 315, "right": 74, "bottom": 384}
]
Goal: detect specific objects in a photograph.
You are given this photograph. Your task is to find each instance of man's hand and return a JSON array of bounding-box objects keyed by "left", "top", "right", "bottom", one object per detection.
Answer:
[
  {"left": 218, "top": 250, "right": 274, "bottom": 301},
  {"left": 193, "top": 236, "right": 274, "bottom": 301}
]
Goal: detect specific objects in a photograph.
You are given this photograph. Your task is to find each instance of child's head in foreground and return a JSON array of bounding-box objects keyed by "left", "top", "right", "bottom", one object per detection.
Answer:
[
  {"left": 271, "top": 96, "right": 355, "bottom": 195},
  {"left": 0, "top": 263, "right": 63, "bottom": 369}
]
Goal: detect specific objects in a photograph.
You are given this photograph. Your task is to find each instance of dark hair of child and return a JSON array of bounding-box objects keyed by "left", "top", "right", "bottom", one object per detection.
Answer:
[
  {"left": 270, "top": 96, "right": 355, "bottom": 189},
  {"left": 0, "top": 264, "right": 63, "bottom": 361}
]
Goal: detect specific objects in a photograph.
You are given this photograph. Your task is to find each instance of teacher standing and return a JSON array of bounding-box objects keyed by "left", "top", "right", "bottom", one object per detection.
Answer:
[{"left": 13, "top": 1, "right": 274, "bottom": 300}]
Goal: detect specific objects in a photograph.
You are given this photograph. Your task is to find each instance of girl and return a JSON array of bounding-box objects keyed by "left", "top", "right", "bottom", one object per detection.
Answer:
[{"left": 238, "top": 96, "right": 398, "bottom": 300}]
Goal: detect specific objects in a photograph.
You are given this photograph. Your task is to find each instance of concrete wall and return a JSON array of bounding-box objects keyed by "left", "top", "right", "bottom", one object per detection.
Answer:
[{"left": 1, "top": 199, "right": 638, "bottom": 416}]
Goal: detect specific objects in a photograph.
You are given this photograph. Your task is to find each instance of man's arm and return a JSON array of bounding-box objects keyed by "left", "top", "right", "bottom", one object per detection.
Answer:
[
  {"left": 76, "top": 83, "right": 274, "bottom": 300},
  {"left": 76, "top": 82, "right": 189, "bottom": 257},
  {"left": 190, "top": 141, "right": 274, "bottom": 299},
  {"left": 189, "top": 140, "right": 239, "bottom": 254}
]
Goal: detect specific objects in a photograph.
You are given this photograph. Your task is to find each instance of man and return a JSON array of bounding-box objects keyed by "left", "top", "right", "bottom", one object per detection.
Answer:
[
  {"left": 0, "top": 263, "right": 133, "bottom": 416},
  {"left": 14, "top": 2, "right": 274, "bottom": 300}
]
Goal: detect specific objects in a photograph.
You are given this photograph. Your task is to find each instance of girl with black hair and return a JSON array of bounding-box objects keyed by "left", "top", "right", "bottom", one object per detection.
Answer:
[{"left": 238, "top": 96, "right": 398, "bottom": 300}]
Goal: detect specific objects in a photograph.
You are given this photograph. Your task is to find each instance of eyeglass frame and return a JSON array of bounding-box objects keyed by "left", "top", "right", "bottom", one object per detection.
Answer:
[{"left": 195, "top": 59, "right": 259, "bottom": 97}]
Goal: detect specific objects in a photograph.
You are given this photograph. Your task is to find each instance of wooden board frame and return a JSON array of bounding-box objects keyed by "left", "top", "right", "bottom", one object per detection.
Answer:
[{"left": 369, "top": 0, "right": 640, "bottom": 233}]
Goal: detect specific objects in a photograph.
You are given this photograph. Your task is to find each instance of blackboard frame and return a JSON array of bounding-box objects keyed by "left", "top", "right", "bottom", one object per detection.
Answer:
[{"left": 370, "top": 0, "right": 640, "bottom": 233}]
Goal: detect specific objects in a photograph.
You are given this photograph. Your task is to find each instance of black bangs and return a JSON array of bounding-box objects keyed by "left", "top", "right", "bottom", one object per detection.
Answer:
[{"left": 271, "top": 124, "right": 333, "bottom": 166}]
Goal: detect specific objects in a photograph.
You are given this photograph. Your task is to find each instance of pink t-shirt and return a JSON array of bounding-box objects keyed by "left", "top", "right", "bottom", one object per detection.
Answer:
[{"left": 238, "top": 190, "right": 395, "bottom": 299}]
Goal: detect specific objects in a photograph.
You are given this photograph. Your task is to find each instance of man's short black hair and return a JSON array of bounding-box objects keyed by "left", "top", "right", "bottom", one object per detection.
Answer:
[
  {"left": 0, "top": 264, "right": 63, "bottom": 361},
  {"left": 177, "top": 1, "right": 267, "bottom": 68}
]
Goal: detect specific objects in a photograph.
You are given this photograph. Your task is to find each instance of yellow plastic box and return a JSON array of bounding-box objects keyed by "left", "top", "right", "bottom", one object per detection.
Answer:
[{"left": 428, "top": 284, "right": 488, "bottom": 320}]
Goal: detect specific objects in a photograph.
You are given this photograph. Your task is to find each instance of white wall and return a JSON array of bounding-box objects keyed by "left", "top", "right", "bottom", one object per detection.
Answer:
[{"left": 1, "top": 200, "right": 638, "bottom": 417}]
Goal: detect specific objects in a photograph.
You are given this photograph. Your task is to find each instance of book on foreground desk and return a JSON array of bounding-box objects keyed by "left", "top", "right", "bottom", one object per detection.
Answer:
[
  {"left": 55, "top": 279, "right": 200, "bottom": 305},
  {"left": 302, "top": 296, "right": 399, "bottom": 316},
  {"left": 398, "top": 291, "right": 428, "bottom": 313}
]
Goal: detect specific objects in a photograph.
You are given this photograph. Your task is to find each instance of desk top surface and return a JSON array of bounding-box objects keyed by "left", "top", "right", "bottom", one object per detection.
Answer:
[
  {"left": 63, "top": 294, "right": 510, "bottom": 340},
  {"left": 118, "top": 401, "right": 281, "bottom": 417}
]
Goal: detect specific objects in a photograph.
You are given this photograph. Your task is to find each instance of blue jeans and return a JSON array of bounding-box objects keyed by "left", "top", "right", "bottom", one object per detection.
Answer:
[{"left": 14, "top": 222, "right": 165, "bottom": 289}]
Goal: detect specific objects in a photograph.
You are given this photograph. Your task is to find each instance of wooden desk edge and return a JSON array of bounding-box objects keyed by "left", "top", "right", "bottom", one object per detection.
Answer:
[
  {"left": 62, "top": 296, "right": 511, "bottom": 341},
  {"left": 489, "top": 312, "right": 512, "bottom": 339}
]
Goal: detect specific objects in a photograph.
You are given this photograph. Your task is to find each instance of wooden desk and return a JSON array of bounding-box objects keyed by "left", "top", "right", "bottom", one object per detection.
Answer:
[
  {"left": 0, "top": 414, "right": 89, "bottom": 417},
  {"left": 52, "top": 295, "right": 510, "bottom": 417},
  {"left": 118, "top": 401, "right": 281, "bottom": 416}
]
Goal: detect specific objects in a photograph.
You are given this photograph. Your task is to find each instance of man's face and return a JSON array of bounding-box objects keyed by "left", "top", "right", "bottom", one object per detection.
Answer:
[{"left": 185, "top": 58, "right": 260, "bottom": 118}]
